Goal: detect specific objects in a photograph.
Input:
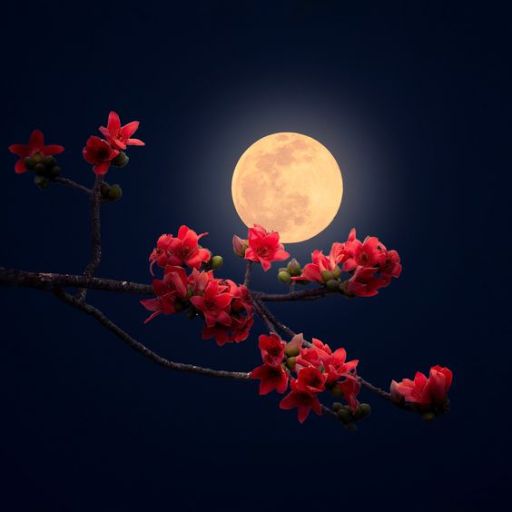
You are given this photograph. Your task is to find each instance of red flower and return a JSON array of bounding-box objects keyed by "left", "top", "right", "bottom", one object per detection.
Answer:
[
  {"left": 390, "top": 365, "right": 453, "bottom": 406},
  {"left": 99, "top": 111, "right": 145, "bottom": 150},
  {"left": 244, "top": 225, "right": 290, "bottom": 271},
  {"left": 140, "top": 266, "right": 188, "bottom": 323},
  {"left": 200, "top": 280, "right": 254, "bottom": 346},
  {"left": 333, "top": 376, "right": 361, "bottom": 411},
  {"left": 294, "top": 249, "right": 340, "bottom": 283},
  {"left": 149, "top": 226, "right": 211, "bottom": 274},
  {"left": 381, "top": 249, "right": 402, "bottom": 278},
  {"left": 295, "top": 367, "right": 327, "bottom": 394},
  {"left": 258, "top": 333, "right": 286, "bottom": 366},
  {"left": 279, "top": 378, "right": 323, "bottom": 423},
  {"left": 250, "top": 364, "right": 289, "bottom": 395},
  {"left": 190, "top": 279, "right": 233, "bottom": 327},
  {"left": 346, "top": 266, "right": 389, "bottom": 297},
  {"left": 82, "top": 136, "right": 120, "bottom": 175},
  {"left": 8, "top": 130, "right": 64, "bottom": 174}
]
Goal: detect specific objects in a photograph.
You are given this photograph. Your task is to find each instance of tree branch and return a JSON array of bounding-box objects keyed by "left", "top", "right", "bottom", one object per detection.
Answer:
[
  {"left": 54, "top": 289, "right": 250, "bottom": 381},
  {"left": 52, "top": 176, "right": 92, "bottom": 195},
  {"left": 77, "top": 176, "right": 103, "bottom": 300}
]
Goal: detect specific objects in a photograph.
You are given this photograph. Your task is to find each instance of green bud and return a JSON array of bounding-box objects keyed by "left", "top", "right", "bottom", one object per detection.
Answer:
[
  {"left": 34, "top": 162, "right": 46, "bottom": 175},
  {"left": 32, "top": 153, "right": 43, "bottom": 164},
  {"left": 332, "top": 265, "right": 342, "bottom": 279},
  {"left": 211, "top": 255, "right": 224, "bottom": 269},
  {"left": 42, "top": 155, "right": 56, "bottom": 167},
  {"left": 284, "top": 343, "right": 300, "bottom": 358},
  {"left": 285, "top": 356, "right": 296, "bottom": 370},
  {"left": 326, "top": 279, "right": 339, "bottom": 291},
  {"left": 34, "top": 175, "right": 49, "bottom": 189},
  {"left": 50, "top": 166, "right": 61, "bottom": 178},
  {"left": 111, "top": 151, "right": 130, "bottom": 168},
  {"left": 321, "top": 270, "right": 334, "bottom": 282},
  {"left": 108, "top": 184, "right": 123, "bottom": 201},
  {"left": 24, "top": 156, "right": 36, "bottom": 170},
  {"left": 355, "top": 403, "right": 372, "bottom": 420},
  {"left": 287, "top": 258, "right": 302, "bottom": 276},
  {"left": 278, "top": 270, "right": 291, "bottom": 284},
  {"left": 332, "top": 402, "right": 344, "bottom": 412},
  {"left": 336, "top": 407, "right": 353, "bottom": 424}
]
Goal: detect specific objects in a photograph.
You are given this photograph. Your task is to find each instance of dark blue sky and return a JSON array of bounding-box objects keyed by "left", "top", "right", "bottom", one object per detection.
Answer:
[{"left": 1, "top": 2, "right": 510, "bottom": 511}]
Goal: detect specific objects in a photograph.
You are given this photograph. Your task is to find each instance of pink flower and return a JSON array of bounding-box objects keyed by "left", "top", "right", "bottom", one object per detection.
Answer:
[
  {"left": 9, "top": 130, "right": 64, "bottom": 174},
  {"left": 390, "top": 365, "right": 453, "bottom": 407},
  {"left": 82, "top": 136, "right": 120, "bottom": 175},
  {"left": 250, "top": 364, "right": 289, "bottom": 395},
  {"left": 279, "top": 378, "right": 323, "bottom": 423},
  {"left": 149, "top": 226, "right": 211, "bottom": 273},
  {"left": 244, "top": 225, "right": 290, "bottom": 271},
  {"left": 381, "top": 249, "right": 402, "bottom": 278},
  {"left": 346, "top": 266, "right": 389, "bottom": 297},
  {"left": 99, "top": 111, "right": 145, "bottom": 150},
  {"left": 333, "top": 376, "right": 361, "bottom": 412},
  {"left": 258, "top": 333, "right": 286, "bottom": 367},
  {"left": 232, "top": 235, "right": 248, "bottom": 257}
]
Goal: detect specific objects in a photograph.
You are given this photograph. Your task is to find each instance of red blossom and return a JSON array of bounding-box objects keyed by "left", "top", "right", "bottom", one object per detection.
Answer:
[
  {"left": 8, "top": 130, "right": 64, "bottom": 174},
  {"left": 149, "top": 226, "right": 211, "bottom": 273},
  {"left": 346, "top": 266, "right": 389, "bottom": 297},
  {"left": 257, "top": 333, "right": 286, "bottom": 366},
  {"left": 294, "top": 249, "right": 340, "bottom": 284},
  {"left": 82, "top": 136, "right": 120, "bottom": 175},
  {"left": 140, "top": 266, "right": 189, "bottom": 323},
  {"left": 279, "top": 378, "right": 323, "bottom": 423},
  {"left": 190, "top": 279, "right": 233, "bottom": 327},
  {"left": 294, "top": 367, "right": 327, "bottom": 394},
  {"left": 244, "top": 225, "right": 290, "bottom": 271},
  {"left": 250, "top": 364, "right": 289, "bottom": 395},
  {"left": 99, "top": 111, "right": 145, "bottom": 150},
  {"left": 390, "top": 365, "right": 453, "bottom": 407},
  {"left": 333, "top": 376, "right": 361, "bottom": 412}
]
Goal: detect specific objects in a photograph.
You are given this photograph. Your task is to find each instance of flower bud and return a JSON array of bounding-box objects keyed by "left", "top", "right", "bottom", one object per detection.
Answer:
[
  {"left": 332, "top": 265, "right": 342, "bottom": 279},
  {"left": 34, "top": 162, "right": 46, "bottom": 175},
  {"left": 24, "top": 156, "right": 36, "bottom": 170},
  {"left": 278, "top": 270, "right": 291, "bottom": 284},
  {"left": 108, "top": 184, "right": 123, "bottom": 201},
  {"left": 111, "top": 151, "right": 130, "bottom": 168},
  {"left": 326, "top": 279, "right": 339, "bottom": 291},
  {"left": 49, "top": 165, "right": 61, "bottom": 178},
  {"left": 232, "top": 235, "right": 248, "bottom": 257},
  {"left": 336, "top": 407, "right": 353, "bottom": 424},
  {"left": 355, "top": 403, "right": 371, "bottom": 420},
  {"left": 321, "top": 270, "right": 334, "bottom": 282},
  {"left": 332, "top": 402, "right": 343, "bottom": 412},
  {"left": 211, "top": 255, "right": 223, "bottom": 269},
  {"left": 34, "top": 175, "right": 49, "bottom": 189},
  {"left": 286, "top": 356, "right": 296, "bottom": 370},
  {"left": 285, "top": 343, "right": 300, "bottom": 358},
  {"left": 287, "top": 258, "right": 301, "bottom": 276}
]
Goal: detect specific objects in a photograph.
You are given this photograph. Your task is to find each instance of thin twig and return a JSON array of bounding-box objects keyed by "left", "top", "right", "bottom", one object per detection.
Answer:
[
  {"left": 77, "top": 176, "right": 103, "bottom": 300},
  {"left": 52, "top": 176, "right": 92, "bottom": 195},
  {"left": 254, "top": 287, "right": 344, "bottom": 302},
  {"left": 358, "top": 377, "right": 392, "bottom": 400},
  {"left": 254, "top": 298, "right": 296, "bottom": 338},
  {"left": 54, "top": 289, "right": 250, "bottom": 381}
]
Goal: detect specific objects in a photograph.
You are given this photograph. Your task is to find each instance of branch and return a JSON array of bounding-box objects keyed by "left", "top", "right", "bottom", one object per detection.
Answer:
[
  {"left": 243, "top": 261, "right": 252, "bottom": 287},
  {"left": 52, "top": 176, "right": 92, "bottom": 195},
  {"left": 54, "top": 289, "right": 250, "bottom": 381},
  {"left": 77, "top": 176, "right": 103, "bottom": 300},
  {"left": 0, "top": 268, "right": 153, "bottom": 295},
  {"left": 254, "top": 287, "right": 344, "bottom": 302}
]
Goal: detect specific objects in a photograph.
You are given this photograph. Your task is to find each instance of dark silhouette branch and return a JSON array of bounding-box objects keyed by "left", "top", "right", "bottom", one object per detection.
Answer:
[
  {"left": 54, "top": 288, "right": 251, "bottom": 381},
  {"left": 53, "top": 176, "right": 92, "bottom": 195},
  {"left": 77, "top": 176, "right": 103, "bottom": 300}
]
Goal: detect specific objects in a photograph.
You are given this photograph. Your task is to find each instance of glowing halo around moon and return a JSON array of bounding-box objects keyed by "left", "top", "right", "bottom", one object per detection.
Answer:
[{"left": 231, "top": 132, "right": 343, "bottom": 243}]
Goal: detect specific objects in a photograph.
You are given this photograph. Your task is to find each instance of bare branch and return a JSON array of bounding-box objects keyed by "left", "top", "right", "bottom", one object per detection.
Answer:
[
  {"left": 52, "top": 176, "right": 92, "bottom": 195},
  {"left": 54, "top": 289, "right": 251, "bottom": 381}
]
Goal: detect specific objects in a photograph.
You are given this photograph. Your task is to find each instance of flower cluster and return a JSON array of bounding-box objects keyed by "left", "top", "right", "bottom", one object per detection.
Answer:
[
  {"left": 291, "top": 228, "right": 402, "bottom": 297},
  {"left": 233, "top": 224, "right": 289, "bottom": 271},
  {"left": 142, "top": 225, "right": 254, "bottom": 345},
  {"left": 83, "top": 111, "right": 144, "bottom": 175},
  {"left": 250, "top": 333, "right": 361, "bottom": 423},
  {"left": 390, "top": 365, "right": 453, "bottom": 414}
]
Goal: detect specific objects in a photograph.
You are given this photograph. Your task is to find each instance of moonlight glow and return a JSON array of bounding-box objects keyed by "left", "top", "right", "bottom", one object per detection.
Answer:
[{"left": 231, "top": 132, "right": 343, "bottom": 243}]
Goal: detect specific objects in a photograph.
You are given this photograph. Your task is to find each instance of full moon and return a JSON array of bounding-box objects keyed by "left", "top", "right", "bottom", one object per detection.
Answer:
[{"left": 231, "top": 132, "right": 343, "bottom": 243}]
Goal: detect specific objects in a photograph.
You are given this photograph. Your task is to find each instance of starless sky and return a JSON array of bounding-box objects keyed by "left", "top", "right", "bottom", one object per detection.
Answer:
[{"left": 0, "top": 2, "right": 510, "bottom": 511}]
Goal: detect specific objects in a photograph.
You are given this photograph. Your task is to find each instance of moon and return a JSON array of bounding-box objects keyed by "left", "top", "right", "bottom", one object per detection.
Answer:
[{"left": 231, "top": 132, "right": 343, "bottom": 243}]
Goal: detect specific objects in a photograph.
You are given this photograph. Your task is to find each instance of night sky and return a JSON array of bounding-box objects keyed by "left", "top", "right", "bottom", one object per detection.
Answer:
[{"left": 1, "top": 2, "right": 510, "bottom": 511}]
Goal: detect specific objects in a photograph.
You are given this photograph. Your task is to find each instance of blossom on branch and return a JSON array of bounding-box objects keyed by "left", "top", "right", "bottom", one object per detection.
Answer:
[
  {"left": 390, "top": 365, "right": 453, "bottom": 409},
  {"left": 149, "top": 225, "right": 211, "bottom": 273},
  {"left": 82, "top": 136, "right": 120, "bottom": 175},
  {"left": 279, "top": 377, "right": 324, "bottom": 423},
  {"left": 99, "top": 111, "right": 145, "bottom": 150},
  {"left": 244, "top": 225, "right": 290, "bottom": 271},
  {"left": 8, "top": 130, "right": 64, "bottom": 174}
]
